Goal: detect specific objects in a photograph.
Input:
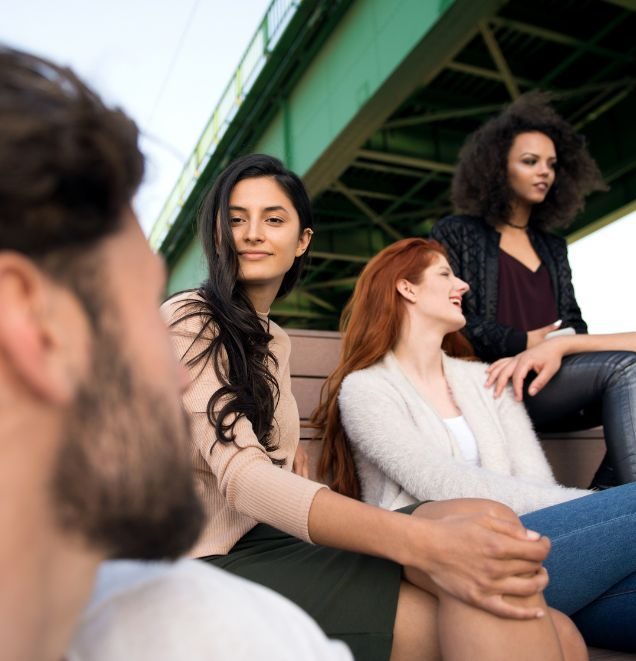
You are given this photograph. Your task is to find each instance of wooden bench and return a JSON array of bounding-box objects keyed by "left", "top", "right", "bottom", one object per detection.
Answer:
[
  {"left": 288, "top": 328, "right": 606, "bottom": 488},
  {"left": 286, "top": 328, "right": 634, "bottom": 661}
]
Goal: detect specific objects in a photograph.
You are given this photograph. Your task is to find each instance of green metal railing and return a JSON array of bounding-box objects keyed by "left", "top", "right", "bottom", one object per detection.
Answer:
[{"left": 149, "top": 0, "right": 301, "bottom": 249}]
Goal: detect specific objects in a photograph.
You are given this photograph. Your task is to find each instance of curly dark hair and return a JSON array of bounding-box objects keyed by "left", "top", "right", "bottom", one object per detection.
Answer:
[
  {"left": 451, "top": 91, "right": 607, "bottom": 230},
  {"left": 170, "top": 154, "right": 314, "bottom": 466},
  {"left": 0, "top": 46, "right": 144, "bottom": 318}
]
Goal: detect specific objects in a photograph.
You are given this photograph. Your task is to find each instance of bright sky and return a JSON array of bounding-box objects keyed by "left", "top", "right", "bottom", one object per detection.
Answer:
[
  {"left": 1, "top": 0, "right": 634, "bottom": 333},
  {"left": 568, "top": 210, "right": 636, "bottom": 333},
  {"left": 0, "top": 0, "right": 270, "bottom": 234}
]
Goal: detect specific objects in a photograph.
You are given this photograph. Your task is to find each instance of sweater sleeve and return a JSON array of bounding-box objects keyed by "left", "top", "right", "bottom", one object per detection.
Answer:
[
  {"left": 339, "top": 371, "right": 588, "bottom": 515},
  {"left": 162, "top": 295, "right": 325, "bottom": 542},
  {"left": 432, "top": 217, "right": 527, "bottom": 361}
]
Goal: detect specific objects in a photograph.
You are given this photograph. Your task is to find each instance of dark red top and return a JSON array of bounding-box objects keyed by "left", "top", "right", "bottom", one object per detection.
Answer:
[{"left": 496, "top": 249, "right": 559, "bottom": 332}]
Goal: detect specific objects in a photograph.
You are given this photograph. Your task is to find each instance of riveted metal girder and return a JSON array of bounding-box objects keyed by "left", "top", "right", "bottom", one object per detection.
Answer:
[{"left": 158, "top": 0, "right": 636, "bottom": 330}]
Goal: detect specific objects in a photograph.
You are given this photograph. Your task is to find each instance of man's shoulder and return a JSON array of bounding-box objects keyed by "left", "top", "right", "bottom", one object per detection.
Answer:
[
  {"left": 70, "top": 560, "right": 352, "bottom": 661},
  {"left": 84, "top": 558, "right": 275, "bottom": 610}
]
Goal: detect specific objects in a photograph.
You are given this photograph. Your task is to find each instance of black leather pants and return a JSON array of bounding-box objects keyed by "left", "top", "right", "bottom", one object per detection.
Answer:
[{"left": 523, "top": 351, "right": 636, "bottom": 485}]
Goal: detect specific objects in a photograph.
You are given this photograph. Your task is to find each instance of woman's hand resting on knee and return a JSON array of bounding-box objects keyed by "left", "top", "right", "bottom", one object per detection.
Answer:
[
  {"left": 308, "top": 490, "right": 550, "bottom": 620},
  {"left": 404, "top": 508, "right": 550, "bottom": 619}
]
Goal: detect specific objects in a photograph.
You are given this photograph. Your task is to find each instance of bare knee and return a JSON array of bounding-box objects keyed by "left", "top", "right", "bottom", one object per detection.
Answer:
[
  {"left": 413, "top": 498, "right": 519, "bottom": 524},
  {"left": 391, "top": 581, "right": 440, "bottom": 661},
  {"left": 550, "top": 609, "right": 588, "bottom": 661},
  {"left": 477, "top": 499, "right": 519, "bottom": 523}
]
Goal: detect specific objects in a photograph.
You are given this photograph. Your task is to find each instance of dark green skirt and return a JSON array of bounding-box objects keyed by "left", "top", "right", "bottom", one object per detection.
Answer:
[{"left": 201, "top": 503, "right": 422, "bottom": 661}]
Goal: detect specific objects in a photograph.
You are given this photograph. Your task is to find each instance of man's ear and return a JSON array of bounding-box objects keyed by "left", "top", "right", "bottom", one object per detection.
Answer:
[
  {"left": 396, "top": 278, "right": 416, "bottom": 303},
  {"left": 0, "top": 254, "right": 85, "bottom": 405}
]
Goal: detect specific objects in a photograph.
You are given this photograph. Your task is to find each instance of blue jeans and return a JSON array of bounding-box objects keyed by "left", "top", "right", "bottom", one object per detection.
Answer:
[{"left": 521, "top": 482, "right": 636, "bottom": 651}]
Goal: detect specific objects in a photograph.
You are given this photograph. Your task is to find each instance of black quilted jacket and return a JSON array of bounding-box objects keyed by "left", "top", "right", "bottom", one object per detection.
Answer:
[{"left": 431, "top": 215, "right": 588, "bottom": 363}]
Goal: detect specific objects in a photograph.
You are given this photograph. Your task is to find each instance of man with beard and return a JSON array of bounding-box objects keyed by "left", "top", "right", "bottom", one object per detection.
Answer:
[{"left": 0, "top": 48, "right": 351, "bottom": 661}]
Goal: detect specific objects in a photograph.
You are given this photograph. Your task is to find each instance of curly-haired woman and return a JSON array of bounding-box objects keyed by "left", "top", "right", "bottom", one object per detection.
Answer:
[{"left": 430, "top": 92, "right": 636, "bottom": 488}]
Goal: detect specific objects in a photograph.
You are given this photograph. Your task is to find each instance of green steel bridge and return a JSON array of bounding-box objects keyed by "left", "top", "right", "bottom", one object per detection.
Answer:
[{"left": 150, "top": 0, "right": 636, "bottom": 329}]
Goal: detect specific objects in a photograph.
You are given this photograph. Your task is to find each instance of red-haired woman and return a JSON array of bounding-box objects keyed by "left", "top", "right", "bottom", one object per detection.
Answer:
[
  {"left": 313, "top": 237, "right": 636, "bottom": 652},
  {"left": 430, "top": 92, "right": 636, "bottom": 489}
]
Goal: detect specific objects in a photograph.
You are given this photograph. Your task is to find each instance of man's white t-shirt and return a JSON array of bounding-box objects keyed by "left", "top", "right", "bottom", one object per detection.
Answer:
[{"left": 67, "top": 559, "right": 352, "bottom": 661}]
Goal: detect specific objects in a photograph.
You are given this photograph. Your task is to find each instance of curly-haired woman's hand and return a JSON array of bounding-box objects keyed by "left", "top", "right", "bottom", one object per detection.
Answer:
[{"left": 485, "top": 340, "right": 565, "bottom": 400}]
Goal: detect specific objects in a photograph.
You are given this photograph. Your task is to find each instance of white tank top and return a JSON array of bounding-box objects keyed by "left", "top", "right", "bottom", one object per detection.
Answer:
[{"left": 443, "top": 415, "right": 480, "bottom": 466}]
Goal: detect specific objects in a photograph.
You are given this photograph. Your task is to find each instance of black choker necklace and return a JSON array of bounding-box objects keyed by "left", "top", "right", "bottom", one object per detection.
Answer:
[{"left": 502, "top": 219, "right": 529, "bottom": 230}]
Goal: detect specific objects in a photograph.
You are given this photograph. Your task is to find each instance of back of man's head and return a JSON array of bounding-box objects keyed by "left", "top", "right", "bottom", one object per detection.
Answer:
[
  {"left": 0, "top": 47, "right": 143, "bottom": 297},
  {"left": 0, "top": 45, "right": 202, "bottom": 560}
]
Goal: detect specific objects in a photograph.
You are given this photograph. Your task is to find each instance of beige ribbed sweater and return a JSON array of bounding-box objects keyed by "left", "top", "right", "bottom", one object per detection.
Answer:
[{"left": 162, "top": 292, "right": 326, "bottom": 557}]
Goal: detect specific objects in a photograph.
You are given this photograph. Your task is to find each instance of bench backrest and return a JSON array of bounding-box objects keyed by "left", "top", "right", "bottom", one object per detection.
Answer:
[{"left": 287, "top": 328, "right": 342, "bottom": 441}]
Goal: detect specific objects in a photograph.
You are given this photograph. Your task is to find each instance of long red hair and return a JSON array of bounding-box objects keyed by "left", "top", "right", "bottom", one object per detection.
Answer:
[{"left": 311, "top": 238, "right": 474, "bottom": 499}]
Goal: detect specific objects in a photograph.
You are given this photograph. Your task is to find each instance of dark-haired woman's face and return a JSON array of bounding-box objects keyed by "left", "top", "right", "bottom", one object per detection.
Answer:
[
  {"left": 507, "top": 132, "right": 556, "bottom": 207},
  {"left": 228, "top": 176, "right": 312, "bottom": 307}
]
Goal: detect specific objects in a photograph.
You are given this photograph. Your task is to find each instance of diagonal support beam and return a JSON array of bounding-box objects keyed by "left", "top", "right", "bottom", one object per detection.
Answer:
[
  {"left": 311, "top": 250, "right": 370, "bottom": 264},
  {"left": 351, "top": 160, "right": 424, "bottom": 178},
  {"left": 357, "top": 149, "right": 456, "bottom": 174},
  {"left": 540, "top": 13, "right": 626, "bottom": 87},
  {"left": 382, "top": 173, "right": 437, "bottom": 218},
  {"left": 384, "top": 103, "right": 504, "bottom": 129},
  {"left": 573, "top": 84, "right": 636, "bottom": 131},
  {"left": 445, "top": 61, "right": 535, "bottom": 88},
  {"left": 383, "top": 80, "right": 633, "bottom": 132},
  {"left": 489, "top": 17, "right": 631, "bottom": 63},
  {"left": 480, "top": 21, "right": 520, "bottom": 99},
  {"left": 332, "top": 180, "right": 403, "bottom": 240},
  {"left": 328, "top": 186, "right": 401, "bottom": 202}
]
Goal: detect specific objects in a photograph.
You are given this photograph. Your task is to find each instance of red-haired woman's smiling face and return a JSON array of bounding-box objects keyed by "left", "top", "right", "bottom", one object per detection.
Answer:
[{"left": 397, "top": 255, "right": 470, "bottom": 333}]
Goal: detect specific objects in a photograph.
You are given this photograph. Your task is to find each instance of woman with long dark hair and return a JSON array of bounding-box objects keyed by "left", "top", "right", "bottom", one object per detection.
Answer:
[
  {"left": 162, "top": 154, "right": 583, "bottom": 661},
  {"left": 430, "top": 92, "right": 636, "bottom": 489},
  {"left": 314, "top": 236, "right": 636, "bottom": 652}
]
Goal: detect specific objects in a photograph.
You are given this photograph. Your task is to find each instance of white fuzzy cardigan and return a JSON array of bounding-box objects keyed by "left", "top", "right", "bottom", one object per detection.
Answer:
[{"left": 338, "top": 352, "right": 590, "bottom": 515}]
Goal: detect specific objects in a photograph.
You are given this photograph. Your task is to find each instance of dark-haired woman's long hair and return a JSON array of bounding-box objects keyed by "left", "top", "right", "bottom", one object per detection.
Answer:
[{"left": 171, "top": 154, "right": 313, "bottom": 464}]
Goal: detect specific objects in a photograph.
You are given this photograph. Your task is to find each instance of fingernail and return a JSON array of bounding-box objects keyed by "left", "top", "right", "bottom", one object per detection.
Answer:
[
  {"left": 526, "top": 529, "right": 541, "bottom": 540},
  {"left": 554, "top": 319, "right": 562, "bottom": 327},
  {"left": 529, "top": 387, "right": 536, "bottom": 396},
  {"left": 536, "top": 609, "right": 545, "bottom": 619}
]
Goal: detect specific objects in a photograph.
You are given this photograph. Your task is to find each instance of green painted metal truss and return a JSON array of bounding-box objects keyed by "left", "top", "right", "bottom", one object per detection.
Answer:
[{"left": 154, "top": 0, "right": 636, "bottom": 330}]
